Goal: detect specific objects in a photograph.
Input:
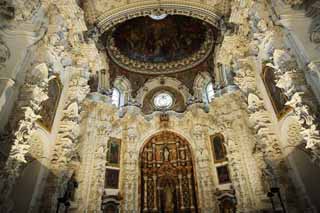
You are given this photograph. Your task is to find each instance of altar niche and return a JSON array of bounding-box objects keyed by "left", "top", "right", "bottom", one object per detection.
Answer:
[{"left": 140, "top": 131, "right": 198, "bottom": 213}]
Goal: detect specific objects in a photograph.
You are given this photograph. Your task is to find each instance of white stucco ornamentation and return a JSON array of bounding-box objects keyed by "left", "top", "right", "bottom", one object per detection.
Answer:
[
  {"left": 0, "top": 62, "right": 49, "bottom": 211},
  {"left": 0, "top": 0, "right": 319, "bottom": 212}
]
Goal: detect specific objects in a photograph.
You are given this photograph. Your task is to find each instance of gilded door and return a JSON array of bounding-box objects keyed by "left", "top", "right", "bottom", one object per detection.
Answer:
[{"left": 141, "top": 131, "right": 198, "bottom": 212}]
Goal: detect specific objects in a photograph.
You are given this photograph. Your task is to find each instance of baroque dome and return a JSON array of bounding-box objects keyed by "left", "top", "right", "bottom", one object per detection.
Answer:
[{"left": 105, "top": 15, "right": 216, "bottom": 74}]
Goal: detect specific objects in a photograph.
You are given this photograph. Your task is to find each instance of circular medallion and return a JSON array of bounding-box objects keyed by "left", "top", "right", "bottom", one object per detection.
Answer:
[{"left": 153, "top": 92, "right": 174, "bottom": 110}]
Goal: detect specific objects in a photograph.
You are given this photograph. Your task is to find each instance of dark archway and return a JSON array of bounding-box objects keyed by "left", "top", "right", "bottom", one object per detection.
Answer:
[{"left": 140, "top": 131, "right": 198, "bottom": 212}]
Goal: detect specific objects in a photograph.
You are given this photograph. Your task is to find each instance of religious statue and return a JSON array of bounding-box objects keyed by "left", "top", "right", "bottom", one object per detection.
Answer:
[
  {"left": 163, "top": 147, "right": 170, "bottom": 161},
  {"left": 163, "top": 185, "right": 174, "bottom": 212}
]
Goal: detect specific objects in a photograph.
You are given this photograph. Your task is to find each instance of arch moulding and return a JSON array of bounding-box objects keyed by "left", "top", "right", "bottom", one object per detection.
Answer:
[{"left": 96, "top": 0, "right": 223, "bottom": 34}]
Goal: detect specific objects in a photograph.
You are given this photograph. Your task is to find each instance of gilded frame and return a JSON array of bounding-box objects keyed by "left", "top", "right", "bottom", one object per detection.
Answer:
[
  {"left": 261, "top": 66, "right": 292, "bottom": 120},
  {"left": 210, "top": 133, "right": 227, "bottom": 163},
  {"left": 107, "top": 138, "right": 122, "bottom": 167},
  {"left": 37, "top": 75, "right": 63, "bottom": 132},
  {"left": 216, "top": 165, "right": 231, "bottom": 185}
]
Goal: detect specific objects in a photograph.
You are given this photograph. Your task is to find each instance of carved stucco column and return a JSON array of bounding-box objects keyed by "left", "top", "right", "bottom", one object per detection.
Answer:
[
  {"left": 37, "top": 1, "right": 102, "bottom": 211},
  {"left": 39, "top": 69, "right": 90, "bottom": 212},
  {"left": 0, "top": 62, "right": 49, "bottom": 212},
  {"left": 88, "top": 110, "right": 111, "bottom": 212},
  {"left": 191, "top": 124, "right": 215, "bottom": 212},
  {"left": 121, "top": 125, "right": 139, "bottom": 212},
  {"left": 215, "top": 1, "right": 286, "bottom": 211}
]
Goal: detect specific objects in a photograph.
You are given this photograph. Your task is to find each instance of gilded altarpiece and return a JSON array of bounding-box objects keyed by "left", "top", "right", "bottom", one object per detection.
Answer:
[{"left": 141, "top": 132, "right": 198, "bottom": 213}]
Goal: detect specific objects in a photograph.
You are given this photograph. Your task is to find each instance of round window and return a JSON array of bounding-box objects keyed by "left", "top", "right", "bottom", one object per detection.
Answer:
[{"left": 153, "top": 92, "right": 173, "bottom": 109}]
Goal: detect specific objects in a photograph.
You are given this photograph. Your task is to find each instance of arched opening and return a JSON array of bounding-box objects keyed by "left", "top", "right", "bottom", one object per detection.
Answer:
[
  {"left": 140, "top": 131, "right": 198, "bottom": 212},
  {"left": 111, "top": 87, "right": 121, "bottom": 108},
  {"left": 206, "top": 82, "right": 215, "bottom": 103}
]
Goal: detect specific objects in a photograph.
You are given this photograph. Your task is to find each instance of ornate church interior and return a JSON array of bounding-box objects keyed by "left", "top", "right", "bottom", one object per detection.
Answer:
[{"left": 0, "top": 0, "right": 320, "bottom": 212}]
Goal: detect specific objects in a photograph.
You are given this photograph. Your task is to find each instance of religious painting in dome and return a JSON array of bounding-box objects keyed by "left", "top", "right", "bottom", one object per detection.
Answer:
[{"left": 112, "top": 15, "right": 208, "bottom": 63}]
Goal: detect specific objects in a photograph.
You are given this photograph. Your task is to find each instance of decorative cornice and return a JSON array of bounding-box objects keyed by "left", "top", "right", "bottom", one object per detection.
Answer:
[{"left": 96, "top": 1, "right": 222, "bottom": 35}]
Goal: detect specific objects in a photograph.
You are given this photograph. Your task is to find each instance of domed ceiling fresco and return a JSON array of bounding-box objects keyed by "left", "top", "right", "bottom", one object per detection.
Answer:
[
  {"left": 113, "top": 15, "right": 207, "bottom": 63},
  {"left": 106, "top": 15, "right": 216, "bottom": 74}
]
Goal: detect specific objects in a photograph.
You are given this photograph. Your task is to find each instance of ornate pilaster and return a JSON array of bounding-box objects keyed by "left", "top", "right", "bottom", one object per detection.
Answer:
[
  {"left": 0, "top": 62, "right": 49, "bottom": 212},
  {"left": 216, "top": 1, "right": 285, "bottom": 211},
  {"left": 122, "top": 125, "right": 139, "bottom": 212},
  {"left": 191, "top": 124, "right": 215, "bottom": 212},
  {"left": 37, "top": 1, "right": 101, "bottom": 211}
]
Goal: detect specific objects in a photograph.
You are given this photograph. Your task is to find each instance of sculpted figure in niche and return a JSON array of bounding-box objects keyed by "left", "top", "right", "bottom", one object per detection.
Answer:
[
  {"left": 164, "top": 184, "right": 174, "bottom": 212},
  {"left": 147, "top": 151, "right": 153, "bottom": 161},
  {"left": 180, "top": 150, "right": 186, "bottom": 160},
  {"left": 163, "top": 147, "right": 170, "bottom": 161}
]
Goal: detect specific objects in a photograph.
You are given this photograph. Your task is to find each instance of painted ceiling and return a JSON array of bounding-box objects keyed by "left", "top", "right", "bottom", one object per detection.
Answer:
[
  {"left": 105, "top": 15, "right": 216, "bottom": 75},
  {"left": 103, "top": 15, "right": 217, "bottom": 97},
  {"left": 113, "top": 15, "right": 208, "bottom": 63}
]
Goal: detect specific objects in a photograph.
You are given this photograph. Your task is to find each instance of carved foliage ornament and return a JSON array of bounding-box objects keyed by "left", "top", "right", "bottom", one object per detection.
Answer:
[
  {"left": 0, "top": 38, "right": 10, "bottom": 71},
  {"left": 0, "top": 0, "right": 14, "bottom": 19}
]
